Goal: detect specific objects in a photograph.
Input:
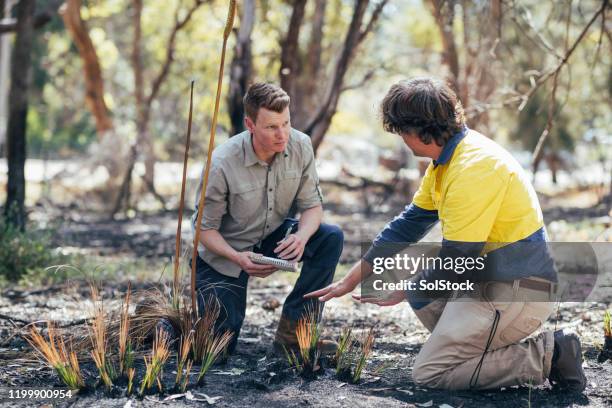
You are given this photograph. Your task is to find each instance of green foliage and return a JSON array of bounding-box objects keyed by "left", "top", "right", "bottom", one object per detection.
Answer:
[{"left": 0, "top": 218, "right": 69, "bottom": 283}]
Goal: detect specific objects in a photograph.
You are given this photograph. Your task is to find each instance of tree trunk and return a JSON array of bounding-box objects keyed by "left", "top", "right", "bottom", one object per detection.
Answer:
[
  {"left": 0, "top": 0, "right": 12, "bottom": 157},
  {"left": 61, "top": 0, "right": 112, "bottom": 134},
  {"left": 113, "top": 0, "right": 206, "bottom": 214},
  {"left": 227, "top": 0, "right": 255, "bottom": 136},
  {"left": 305, "top": 0, "right": 381, "bottom": 152},
  {"left": 279, "top": 0, "right": 306, "bottom": 105},
  {"left": 4, "top": 0, "right": 35, "bottom": 230},
  {"left": 428, "top": 0, "right": 462, "bottom": 101},
  {"left": 294, "top": 0, "right": 326, "bottom": 128}
]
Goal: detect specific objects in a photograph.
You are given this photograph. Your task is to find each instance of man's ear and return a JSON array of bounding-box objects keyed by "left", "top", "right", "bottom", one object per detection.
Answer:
[{"left": 244, "top": 116, "right": 256, "bottom": 133}]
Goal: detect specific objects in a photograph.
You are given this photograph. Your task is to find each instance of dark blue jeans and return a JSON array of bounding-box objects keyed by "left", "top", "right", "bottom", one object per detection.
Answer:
[{"left": 195, "top": 218, "right": 343, "bottom": 353}]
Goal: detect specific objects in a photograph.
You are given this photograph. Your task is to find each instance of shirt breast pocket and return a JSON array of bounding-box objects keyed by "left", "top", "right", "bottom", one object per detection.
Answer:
[
  {"left": 229, "top": 182, "right": 265, "bottom": 225},
  {"left": 276, "top": 169, "right": 301, "bottom": 214}
]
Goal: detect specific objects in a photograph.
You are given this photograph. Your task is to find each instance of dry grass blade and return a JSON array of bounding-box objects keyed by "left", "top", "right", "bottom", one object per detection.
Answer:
[
  {"left": 196, "top": 330, "right": 233, "bottom": 384},
  {"left": 353, "top": 327, "right": 375, "bottom": 383},
  {"left": 89, "top": 285, "right": 116, "bottom": 390},
  {"left": 25, "top": 322, "right": 84, "bottom": 389},
  {"left": 139, "top": 327, "right": 171, "bottom": 395},
  {"left": 604, "top": 310, "right": 611, "bottom": 338},
  {"left": 192, "top": 295, "right": 221, "bottom": 362},
  {"left": 172, "top": 81, "right": 195, "bottom": 310},
  {"left": 119, "top": 282, "right": 133, "bottom": 376},
  {"left": 175, "top": 330, "right": 194, "bottom": 390},
  {"left": 131, "top": 287, "right": 180, "bottom": 346}
]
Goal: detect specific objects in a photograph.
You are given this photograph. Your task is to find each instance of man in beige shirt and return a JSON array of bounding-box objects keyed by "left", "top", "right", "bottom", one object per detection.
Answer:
[{"left": 191, "top": 82, "right": 343, "bottom": 354}]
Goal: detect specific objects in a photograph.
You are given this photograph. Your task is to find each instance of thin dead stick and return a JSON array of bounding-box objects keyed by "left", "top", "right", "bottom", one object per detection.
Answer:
[
  {"left": 173, "top": 80, "right": 195, "bottom": 303},
  {"left": 191, "top": 0, "right": 237, "bottom": 315}
]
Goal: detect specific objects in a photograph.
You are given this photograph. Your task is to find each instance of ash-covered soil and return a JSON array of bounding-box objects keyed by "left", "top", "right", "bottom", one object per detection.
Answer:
[{"left": 0, "top": 275, "right": 610, "bottom": 408}]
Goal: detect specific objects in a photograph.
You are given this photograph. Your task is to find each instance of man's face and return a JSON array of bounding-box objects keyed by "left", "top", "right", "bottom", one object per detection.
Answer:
[
  {"left": 400, "top": 132, "right": 428, "bottom": 157},
  {"left": 245, "top": 107, "right": 290, "bottom": 153}
]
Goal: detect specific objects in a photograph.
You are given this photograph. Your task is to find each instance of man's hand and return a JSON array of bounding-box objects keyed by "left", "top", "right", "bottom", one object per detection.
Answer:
[
  {"left": 351, "top": 290, "right": 406, "bottom": 307},
  {"left": 233, "top": 251, "right": 278, "bottom": 278},
  {"left": 274, "top": 232, "right": 307, "bottom": 261},
  {"left": 304, "top": 278, "right": 357, "bottom": 302}
]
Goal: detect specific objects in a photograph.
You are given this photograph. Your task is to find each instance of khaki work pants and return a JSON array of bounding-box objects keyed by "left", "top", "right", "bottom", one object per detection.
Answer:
[{"left": 411, "top": 279, "right": 556, "bottom": 390}]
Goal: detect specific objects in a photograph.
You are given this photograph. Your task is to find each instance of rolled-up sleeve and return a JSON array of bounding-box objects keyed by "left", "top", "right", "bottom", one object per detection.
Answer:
[
  {"left": 295, "top": 140, "right": 323, "bottom": 211},
  {"left": 192, "top": 164, "right": 228, "bottom": 231}
]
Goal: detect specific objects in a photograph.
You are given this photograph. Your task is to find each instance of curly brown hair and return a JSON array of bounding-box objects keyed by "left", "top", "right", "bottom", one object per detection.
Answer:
[{"left": 380, "top": 78, "right": 466, "bottom": 146}]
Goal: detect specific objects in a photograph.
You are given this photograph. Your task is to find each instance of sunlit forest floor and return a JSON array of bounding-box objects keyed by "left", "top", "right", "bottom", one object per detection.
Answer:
[{"left": 0, "top": 165, "right": 610, "bottom": 407}]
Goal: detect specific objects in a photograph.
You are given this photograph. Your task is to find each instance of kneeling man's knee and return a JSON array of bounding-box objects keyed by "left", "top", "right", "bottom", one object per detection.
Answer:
[{"left": 412, "top": 354, "right": 444, "bottom": 388}]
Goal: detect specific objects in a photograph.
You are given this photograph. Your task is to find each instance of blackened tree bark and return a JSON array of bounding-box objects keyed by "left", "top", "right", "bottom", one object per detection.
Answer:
[
  {"left": 4, "top": 0, "right": 35, "bottom": 230},
  {"left": 227, "top": 0, "right": 255, "bottom": 136}
]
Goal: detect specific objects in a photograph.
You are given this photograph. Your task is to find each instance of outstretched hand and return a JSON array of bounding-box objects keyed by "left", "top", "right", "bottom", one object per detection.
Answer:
[
  {"left": 304, "top": 279, "right": 356, "bottom": 302},
  {"left": 351, "top": 290, "right": 406, "bottom": 307}
]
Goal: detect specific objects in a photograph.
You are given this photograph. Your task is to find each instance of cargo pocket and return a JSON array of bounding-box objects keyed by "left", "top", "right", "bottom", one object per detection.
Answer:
[
  {"left": 499, "top": 303, "right": 548, "bottom": 344},
  {"left": 275, "top": 170, "right": 300, "bottom": 215}
]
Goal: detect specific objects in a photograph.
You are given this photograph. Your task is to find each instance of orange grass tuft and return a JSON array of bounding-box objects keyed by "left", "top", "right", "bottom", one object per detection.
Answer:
[{"left": 25, "top": 323, "right": 84, "bottom": 389}]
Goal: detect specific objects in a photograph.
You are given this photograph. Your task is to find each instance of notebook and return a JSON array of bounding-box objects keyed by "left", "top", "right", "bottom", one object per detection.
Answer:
[{"left": 249, "top": 254, "right": 298, "bottom": 272}]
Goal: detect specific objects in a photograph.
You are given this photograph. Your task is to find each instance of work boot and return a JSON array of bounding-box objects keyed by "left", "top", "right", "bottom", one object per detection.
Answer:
[
  {"left": 272, "top": 315, "right": 338, "bottom": 356},
  {"left": 548, "top": 329, "right": 587, "bottom": 392}
]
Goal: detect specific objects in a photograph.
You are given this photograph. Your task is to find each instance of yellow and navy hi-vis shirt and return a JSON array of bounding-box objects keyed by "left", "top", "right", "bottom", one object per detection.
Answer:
[
  {"left": 414, "top": 127, "right": 544, "bottom": 243},
  {"left": 363, "top": 127, "right": 557, "bottom": 308}
]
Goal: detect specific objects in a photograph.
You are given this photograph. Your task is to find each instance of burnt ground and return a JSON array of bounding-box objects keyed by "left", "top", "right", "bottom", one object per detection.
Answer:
[
  {"left": 0, "top": 206, "right": 611, "bottom": 407},
  {"left": 0, "top": 276, "right": 611, "bottom": 408}
]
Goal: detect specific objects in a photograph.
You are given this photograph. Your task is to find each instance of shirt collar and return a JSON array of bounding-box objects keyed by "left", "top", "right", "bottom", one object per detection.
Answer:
[
  {"left": 243, "top": 132, "right": 290, "bottom": 167},
  {"left": 243, "top": 133, "right": 260, "bottom": 167},
  {"left": 433, "top": 126, "right": 467, "bottom": 167}
]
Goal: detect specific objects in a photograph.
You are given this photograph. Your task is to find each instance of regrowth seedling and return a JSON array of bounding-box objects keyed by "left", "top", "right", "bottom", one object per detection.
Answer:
[
  {"left": 174, "top": 330, "right": 194, "bottom": 391},
  {"left": 89, "top": 285, "right": 116, "bottom": 390},
  {"left": 118, "top": 282, "right": 134, "bottom": 377},
  {"left": 139, "top": 328, "right": 171, "bottom": 395},
  {"left": 194, "top": 298, "right": 233, "bottom": 384},
  {"left": 25, "top": 323, "right": 84, "bottom": 390},
  {"left": 334, "top": 327, "right": 355, "bottom": 377},
  {"left": 353, "top": 327, "right": 375, "bottom": 383},
  {"left": 196, "top": 329, "right": 233, "bottom": 384},
  {"left": 284, "top": 305, "right": 322, "bottom": 377},
  {"left": 330, "top": 326, "right": 376, "bottom": 383}
]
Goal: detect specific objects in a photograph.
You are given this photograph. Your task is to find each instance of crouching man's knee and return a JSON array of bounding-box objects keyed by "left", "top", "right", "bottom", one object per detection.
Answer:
[
  {"left": 411, "top": 355, "right": 445, "bottom": 388},
  {"left": 322, "top": 224, "right": 344, "bottom": 249}
]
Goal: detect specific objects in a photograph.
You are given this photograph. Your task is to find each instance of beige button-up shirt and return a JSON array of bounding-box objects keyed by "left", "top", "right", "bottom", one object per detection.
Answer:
[{"left": 192, "top": 128, "right": 323, "bottom": 277}]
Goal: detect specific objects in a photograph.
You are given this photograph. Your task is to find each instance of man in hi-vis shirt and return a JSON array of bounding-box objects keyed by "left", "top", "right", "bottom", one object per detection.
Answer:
[
  {"left": 192, "top": 82, "right": 342, "bottom": 354},
  {"left": 307, "top": 78, "right": 586, "bottom": 392}
]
